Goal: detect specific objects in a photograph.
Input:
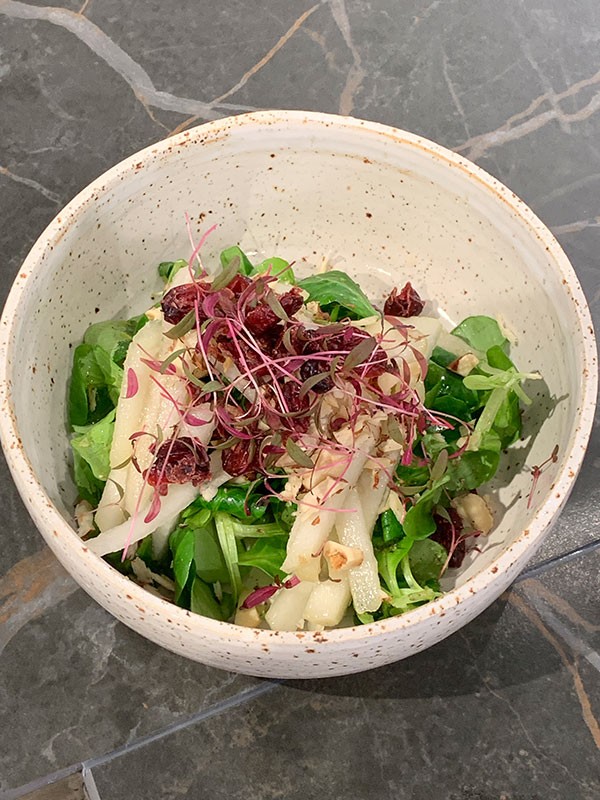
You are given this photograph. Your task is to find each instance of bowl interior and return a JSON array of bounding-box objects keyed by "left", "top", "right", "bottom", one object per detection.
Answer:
[{"left": 4, "top": 113, "right": 590, "bottom": 592}]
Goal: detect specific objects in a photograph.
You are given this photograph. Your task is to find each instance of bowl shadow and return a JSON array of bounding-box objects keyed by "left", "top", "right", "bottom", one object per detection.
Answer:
[{"left": 283, "top": 590, "right": 561, "bottom": 700}]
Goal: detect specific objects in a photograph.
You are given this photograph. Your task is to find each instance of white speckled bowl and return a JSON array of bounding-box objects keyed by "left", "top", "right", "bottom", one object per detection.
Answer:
[{"left": 0, "top": 111, "right": 596, "bottom": 678}]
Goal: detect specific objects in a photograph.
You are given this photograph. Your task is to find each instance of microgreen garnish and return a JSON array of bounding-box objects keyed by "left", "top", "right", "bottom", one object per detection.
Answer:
[
  {"left": 70, "top": 231, "right": 543, "bottom": 631},
  {"left": 285, "top": 439, "right": 315, "bottom": 469},
  {"left": 528, "top": 444, "right": 559, "bottom": 509},
  {"left": 211, "top": 255, "right": 241, "bottom": 291},
  {"left": 164, "top": 310, "right": 196, "bottom": 340}
]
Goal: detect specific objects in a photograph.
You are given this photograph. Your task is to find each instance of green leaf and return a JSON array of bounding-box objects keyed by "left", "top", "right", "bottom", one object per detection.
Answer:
[
  {"left": 238, "top": 535, "right": 288, "bottom": 578},
  {"left": 71, "top": 410, "right": 115, "bottom": 483},
  {"left": 420, "top": 431, "right": 450, "bottom": 462},
  {"left": 486, "top": 344, "right": 514, "bottom": 371},
  {"left": 452, "top": 316, "right": 508, "bottom": 353},
  {"left": 297, "top": 270, "right": 378, "bottom": 319},
  {"left": 428, "top": 394, "right": 474, "bottom": 421},
  {"left": 194, "top": 525, "right": 229, "bottom": 584},
  {"left": 430, "top": 346, "right": 460, "bottom": 368},
  {"left": 72, "top": 449, "right": 105, "bottom": 506},
  {"left": 220, "top": 246, "right": 254, "bottom": 276},
  {"left": 158, "top": 259, "right": 187, "bottom": 285},
  {"left": 376, "top": 539, "right": 414, "bottom": 595},
  {"left": 190, "top": 577, "right": 226, "bottom": 620},
  {"left": 395, "top": 463, "right": 430, "bottom": 488},
  {"left": 356, "top": 611, "right": 375, "bottom": 625},
  {"left": 223, "top": 520, "right": 287, "bottom": 539},
  {"left": 182, "top": 485, "right": 268, "bottom": 521},
  {"left": 409, "top": 539, "right": 448, "bottom": 584},
  {"left": 403, "top": 478, "right": 449, "bottom": 540},
  {"left": 188, "top": 508, "right": 212, "bottom": 528},
  {"left": 384, "top": 555, "right": 441, "bottom": 611},
  {"left": 253, "top": 257, "right": 295, "bottom": 284},
  {"left": 136, "top": 534, "right": 154, "bottom": 566},
  {"left": 171, "top": 528, "right": 195, "bottom": 602},
  {"left": 379, "top": 509, "right": 405, "bottom": 543},
  {"left": 214, "top": 513, "right": 243, "bottom": 603},
  {"left": 93, "top": 347, "right": 124, "bottom": 406},
  {"left": 69, "top": 344, "right": 109, "bottom": 427},
  {"left": 83, "top": 320, "right": 132, "bottom": 367},
  {"left": 270, "top": 499, "right": 297, "bottom": 532},
  {"left": 104, "top": 550, "right": 133, "bottom": 576},
  {"left": 492, "top": 391, "right": 522, "bottom": 448},
  {"left": 69, "top": 311, "right": 145, "bottom": 429},
  {"left": 131, "top": 313, "right": 150, "bottom": 335},
  {"left": 212, "top": 255, "right": 242, "bottom": 291},
  {"left": 424, "top": 362, "right": 480, "bottom": 414},
  {"left": 446, "top": 450, "right": 500, "bottom": 493},
  {"left": 68, "top": 343, "right": 124, "bottom": 427}
]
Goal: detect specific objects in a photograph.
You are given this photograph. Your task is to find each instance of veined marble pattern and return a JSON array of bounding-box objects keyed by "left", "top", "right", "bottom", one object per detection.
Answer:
[{"left": 0, "top": 0, "right": 598, "bottom": 796}]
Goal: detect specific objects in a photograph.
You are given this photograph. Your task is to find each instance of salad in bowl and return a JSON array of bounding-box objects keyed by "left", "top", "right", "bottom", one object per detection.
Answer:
[{"left": 69, "top": 232, "right": 540, "bottom": 632}]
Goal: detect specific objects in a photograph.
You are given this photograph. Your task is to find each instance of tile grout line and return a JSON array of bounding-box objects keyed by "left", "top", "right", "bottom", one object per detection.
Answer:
[
  {"left": 0, "top": 681, "right": 279, "bottom": 799},
  {"left": 515, "top": 538, "right": 600, "bottom": 583},
  {"left": 82, "top": 767, "right": 103, "bottom": 800},
  {"left": 523, "top": 594, "right": 600, "bottom": 674},
  {"left": 83, "top": 679, "right": 280, "bottom": 770}
]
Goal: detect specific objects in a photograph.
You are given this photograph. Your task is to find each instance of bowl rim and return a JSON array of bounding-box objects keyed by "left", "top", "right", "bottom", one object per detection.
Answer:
[{"left": 0, "top": 109, "right": 597, "bottom": 648}]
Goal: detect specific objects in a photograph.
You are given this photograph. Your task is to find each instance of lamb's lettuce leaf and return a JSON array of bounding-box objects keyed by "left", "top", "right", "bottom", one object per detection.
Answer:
[{"left": 298, "top": 270, "right": 378, "bottom": 319}]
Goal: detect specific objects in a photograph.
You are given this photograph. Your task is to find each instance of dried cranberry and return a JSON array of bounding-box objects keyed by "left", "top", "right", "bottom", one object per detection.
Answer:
[
  {"left": 227, "top": 274, "right": 252, "bottom": 296},
  {"left": 322, "top": 325, "right": 368, "bottom": 353},
  {"left": 222, "top": 440, "right": 256, "bottom": 478},
  {"left": 431, "top": 508, "right": 465, "bottom": 568},
  {"left": 245, "top": 304, "right": 280, "bottom": 335},
  {"left": 279, "top": 287, "right": 303, "bottom": 317},
  {"left": 299, "top": 359, "right": 333, "bottom": 393},
  {"left": 287, "top": 324, "right": 316, "bottom": 354},
  {"left": 281, "top": 380, "right": 310, "bottom": 414},
  {"left": 256, "top": 325, "right": 285, "bottom": 359},
  {"left": 161, "top": 283, "right": 208, "bottom": 324},
  {"left": 146, "top": 437, "right": 211, "bottom": 492},
  {"left": 383, "top": 282, "right": 425, "bottom": 317},
  {"left": 216, "top": 335, "right": 264, "bottom": 374},
  {"left": 277, "top": 381, "right": 311, "bottom": 432}
]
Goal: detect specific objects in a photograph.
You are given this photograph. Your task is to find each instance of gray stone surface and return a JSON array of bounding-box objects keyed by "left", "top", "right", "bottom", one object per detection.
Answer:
[
  {"left": 0, "top": 0, "right": 598, "bottom": 796},
  {"left": 90, "top": 550, "right": 600, "bottom": 800},
  {"left": 0, "top": 583, "right": 262, "bottom": 791}
]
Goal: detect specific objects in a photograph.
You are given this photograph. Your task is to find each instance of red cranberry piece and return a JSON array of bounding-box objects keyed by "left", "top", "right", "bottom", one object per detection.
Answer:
[
  {"left": 278, "top": 381, "right": 311, "bottom": 432},
  {"left": 217, "top": 335, "right": 264, "bottom": 374},
  {"left": 227, "top": 274, "right": 252, "bottom": 296},
  {"left": 383, "top": 282, "right": 425, "bottom": 317},
  {"left": 279, "top": 287, "right": 304, "bottom": 317},
  {"left": 161, "top": 283, "right": 208, "bottom": 324},
  {"left": 299, "top": 359, "right": 333, "bottom": 393},
  {"left": 287, "top": 325, "right": 319, "bottom": 355},
  {"left": 146, "top": 437, "right": 210, "bottom": 491},
  {"left": 222, "top": 440, "right": 256, "bottom": 478},
  {"left": 322, "top": 326, "right": 368, "bottom": 353},
  {"left": 281, "top": 380, "right": 310, "bottom": 414},
  {"left": 245, "top": 304, "right": 280, "bottom": 335}
]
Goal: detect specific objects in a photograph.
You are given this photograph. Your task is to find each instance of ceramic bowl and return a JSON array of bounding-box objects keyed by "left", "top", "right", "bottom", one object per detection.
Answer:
[{"left": 0, "top": 111, "right": 596, "bottom": 678}]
